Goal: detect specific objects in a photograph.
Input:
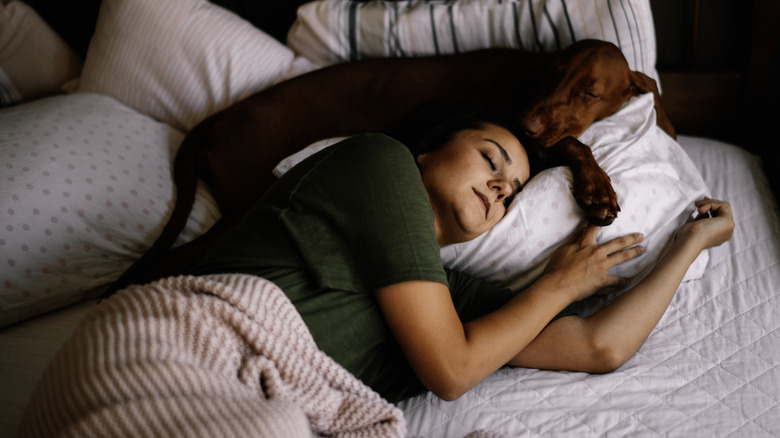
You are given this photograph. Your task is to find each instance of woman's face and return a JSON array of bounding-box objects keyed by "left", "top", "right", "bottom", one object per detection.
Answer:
[{"left": 418, "top": 123, "right": 530, "bottom": 246}]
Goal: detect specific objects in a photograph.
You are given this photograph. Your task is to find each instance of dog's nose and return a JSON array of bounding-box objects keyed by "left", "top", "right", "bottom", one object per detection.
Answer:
[{"left": 521, "top": 116, "right": 544, "bottom": 137}]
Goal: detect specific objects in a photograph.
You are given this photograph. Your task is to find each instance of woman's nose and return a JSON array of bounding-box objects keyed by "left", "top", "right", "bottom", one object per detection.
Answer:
[{"left": 490, "top": 179, "right": 512, "bottom": 201}]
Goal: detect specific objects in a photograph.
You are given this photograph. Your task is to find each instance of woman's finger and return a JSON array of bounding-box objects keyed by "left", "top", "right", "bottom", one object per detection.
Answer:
[
  {"left": 562, "top": 222, "right": 598, "bottom": 246},
  {"left": 607, "top": 243, "right": 645, "bottom": 266},
  {"left": 695, "top": 198, "right": 729, "bottom": 214},
  {"left": 580, "top": 223, "right": 601, "bottom": 244},
  {"left": 694, "top": 198, "right": 734, "bottom": 226},
  {"left": 709, "top": 200, "right": 732, "bottom": 219},
  {"left": 600, "top": 232, "right": 644, "bottom": 255}
]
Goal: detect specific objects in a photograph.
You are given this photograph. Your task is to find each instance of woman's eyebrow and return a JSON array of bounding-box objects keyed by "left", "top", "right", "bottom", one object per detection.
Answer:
[{"left": 485, "top": 139, "right": 512, "bottom": 165}]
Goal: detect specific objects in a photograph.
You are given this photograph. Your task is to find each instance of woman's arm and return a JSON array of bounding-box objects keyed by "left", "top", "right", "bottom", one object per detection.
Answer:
[
  {"left": 375, "top": 225, "right": 645, "bottom": 400},
  {"left": 377, "top": 199, "right": 733, "bottom": 401},
  {"left": 509, "top": 198, "right": 735, "bottom": 372}
]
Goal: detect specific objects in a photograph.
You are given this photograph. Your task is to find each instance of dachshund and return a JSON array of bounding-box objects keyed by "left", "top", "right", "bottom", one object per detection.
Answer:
[{"left": 109, "top": 39, "right": 674, "bottom": 293}]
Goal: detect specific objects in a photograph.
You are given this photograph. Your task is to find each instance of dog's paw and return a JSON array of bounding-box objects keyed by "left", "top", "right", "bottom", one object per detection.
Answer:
[
  {"left": 573, "top": 175, "right": 620, "bottom": 226},
  {"left": 549, "top": 136, "right": 619, "bottom": 226},
  {"left": 578, "top": 201, "right": 619, "bottom": 226}
]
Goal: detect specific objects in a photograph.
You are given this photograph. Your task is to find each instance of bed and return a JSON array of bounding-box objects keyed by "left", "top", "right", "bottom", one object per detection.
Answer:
[{"left": 1, "top": 0, "right": 778, "bottom": 436}]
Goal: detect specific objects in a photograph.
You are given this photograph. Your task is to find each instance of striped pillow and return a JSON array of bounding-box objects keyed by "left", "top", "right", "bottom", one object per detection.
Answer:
[
  {"left": 288, "top": 0, "right": 659, "bottom": 83},
  {"left": 76, "top": 0, "right": 317, "bottom": 131}
]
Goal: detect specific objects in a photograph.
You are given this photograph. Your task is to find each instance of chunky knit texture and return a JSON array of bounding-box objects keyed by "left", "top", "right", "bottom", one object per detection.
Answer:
[{"left": 19, "top": 274, "right": 406, "bottom": 437}]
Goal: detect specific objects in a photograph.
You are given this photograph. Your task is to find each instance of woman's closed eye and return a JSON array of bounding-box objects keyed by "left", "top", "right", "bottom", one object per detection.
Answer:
[{"left": 482, "top": 152, "right": 497, "bottom": 171}]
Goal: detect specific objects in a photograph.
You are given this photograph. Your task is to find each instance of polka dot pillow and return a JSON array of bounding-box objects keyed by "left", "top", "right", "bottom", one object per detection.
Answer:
[
  {"left": 441, "top": 93, "right": 710, "bottom": 303},
  {"left": 0, "top": 93, "right": 220, "bottom": 327}
]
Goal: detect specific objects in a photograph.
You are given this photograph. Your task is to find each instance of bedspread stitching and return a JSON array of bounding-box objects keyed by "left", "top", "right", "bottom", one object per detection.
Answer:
[{"left": 577, "top": 254, "right": 778, "bottom": 437}]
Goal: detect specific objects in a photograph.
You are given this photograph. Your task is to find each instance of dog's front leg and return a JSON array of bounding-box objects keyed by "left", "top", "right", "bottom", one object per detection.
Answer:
[{"left": 545, "top": 137, "right": 619, "bottom": 226}]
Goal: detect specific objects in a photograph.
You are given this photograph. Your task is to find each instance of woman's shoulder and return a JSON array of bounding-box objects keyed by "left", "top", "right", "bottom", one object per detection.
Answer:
[
  {"left": 316, "top": 133, "right": 419, "bottom": 181},
  {"left": 333, "top": 133, "right": 413, "bottom": 162}
]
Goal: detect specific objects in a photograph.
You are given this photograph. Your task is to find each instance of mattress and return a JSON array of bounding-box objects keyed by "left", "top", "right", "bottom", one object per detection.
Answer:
[{"left": 1, "top": 136, "right": 778, "bottom": 437}]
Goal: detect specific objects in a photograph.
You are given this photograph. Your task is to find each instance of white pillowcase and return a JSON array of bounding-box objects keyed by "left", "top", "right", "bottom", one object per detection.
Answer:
[
  {"left": 288, "top": 0, "right": 659, "bottom": 84},
  {"left": 76, "top": 0, "right": 318, "bottom": 131},
  {"left": 0, "top": 93, "right": 220, "bottom": 327},
  {"left": 442, "top": 93, "right": 709, "bottom": 297}
]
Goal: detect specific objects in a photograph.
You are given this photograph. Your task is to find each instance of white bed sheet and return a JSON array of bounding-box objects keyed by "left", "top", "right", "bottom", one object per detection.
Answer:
[
  {"left": 400, "top": 136, "right": 780, "bottom": 437},
  {"left": 0, "top": 136, "right": 778, "bottom": 437}
]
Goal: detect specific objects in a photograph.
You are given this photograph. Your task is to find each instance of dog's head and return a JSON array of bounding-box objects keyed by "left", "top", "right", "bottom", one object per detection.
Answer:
[{"left": 516, "top": 39, "right": 674, "bottom": 147}]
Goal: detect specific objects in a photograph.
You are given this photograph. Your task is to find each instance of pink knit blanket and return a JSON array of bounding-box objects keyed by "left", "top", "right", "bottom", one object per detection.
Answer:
[{"left": 19, "top": 274, "right": 406, "bottom": 437}]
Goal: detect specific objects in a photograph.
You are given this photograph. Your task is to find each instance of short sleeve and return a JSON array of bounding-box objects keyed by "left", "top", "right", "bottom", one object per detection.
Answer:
[
  {"left": 196, "top": 133, "right": 448, "bottom": 292},
  {"left": 280, "top": 134, "right": 448, "bottom": 291}
]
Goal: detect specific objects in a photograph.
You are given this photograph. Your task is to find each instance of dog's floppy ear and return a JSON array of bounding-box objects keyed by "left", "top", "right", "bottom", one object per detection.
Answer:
[{"left": 627, "top": 71, "right": 676, "bottom": 139}]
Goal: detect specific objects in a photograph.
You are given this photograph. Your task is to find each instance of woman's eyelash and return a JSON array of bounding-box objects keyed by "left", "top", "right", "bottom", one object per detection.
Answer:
[{"left": 481, "top": 152, "right": 496, "bottom": 170}]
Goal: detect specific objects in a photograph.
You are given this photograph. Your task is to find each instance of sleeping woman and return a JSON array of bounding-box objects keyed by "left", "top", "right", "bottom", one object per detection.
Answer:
[{"left": 192, "top": 100, "right": 735, "bottom": 403}]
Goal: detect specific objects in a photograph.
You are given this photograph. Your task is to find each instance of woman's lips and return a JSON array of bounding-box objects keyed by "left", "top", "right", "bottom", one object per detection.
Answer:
[{"left": 474, "top": 189, "right": 490, "bottom": 217}]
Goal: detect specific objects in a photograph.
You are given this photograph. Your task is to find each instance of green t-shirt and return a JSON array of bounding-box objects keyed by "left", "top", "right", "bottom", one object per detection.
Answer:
[{"left": 195, "top": 134, "right": 516, "bottom": 403}]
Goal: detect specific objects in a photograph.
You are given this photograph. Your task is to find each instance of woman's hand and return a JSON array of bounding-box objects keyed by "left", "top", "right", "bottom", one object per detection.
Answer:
[
  {"left": 673, "top": 198, "right": 734, "bottom": 251},
  {"left": 512, "top": 199, "right": 733, "bottom": 373},
  {"left": 540, "top": 225, "right": 645, "bottom": 303}
]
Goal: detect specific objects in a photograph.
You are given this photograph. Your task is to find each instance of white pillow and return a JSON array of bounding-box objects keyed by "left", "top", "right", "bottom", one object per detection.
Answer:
[
  {"left": 288, "top": 0, "right": 659, "bottom": 84},
  {"left": 0, "top": 93, "right": 220, "bottom": 327},
  {"left": 75, "top": 0, "right": 318, "bottom": 131},
  {"left": 442, "top": 93, "right": 709, "bottom": 297},
  {"left": 275, "top": 94, "right": 709, "bottom": 301},
  {"left": 0, "top": 1, "right": 82, "bottom": 105}
]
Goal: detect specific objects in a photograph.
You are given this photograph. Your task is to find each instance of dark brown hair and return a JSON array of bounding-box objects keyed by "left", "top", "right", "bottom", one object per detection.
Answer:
[{"left": 389, "top": 98, "right": 512, "bottom": 158}]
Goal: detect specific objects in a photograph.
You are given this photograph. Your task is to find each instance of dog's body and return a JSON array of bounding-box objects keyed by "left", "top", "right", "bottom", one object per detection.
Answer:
[{"left": 112, "top": 39, "right": 674, "bottom": 291}]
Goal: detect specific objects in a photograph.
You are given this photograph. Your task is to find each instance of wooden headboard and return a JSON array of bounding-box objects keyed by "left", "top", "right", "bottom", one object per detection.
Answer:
[
  {"left": 652, "top": 1, "right": 778, "bottom": 142},
  {"left": 651, "top": 0, "right": 780, "bottom": 197}
]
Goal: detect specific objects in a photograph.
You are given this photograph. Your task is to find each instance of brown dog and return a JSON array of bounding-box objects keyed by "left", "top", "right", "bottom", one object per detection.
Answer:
[{"left": 110, "top": 39, "right": 674, "bottom": 292}]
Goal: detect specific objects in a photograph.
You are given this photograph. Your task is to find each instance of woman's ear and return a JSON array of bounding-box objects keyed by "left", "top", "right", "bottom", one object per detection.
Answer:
[{"left": 416, "top": 152, "right": 428, "bottom": 165}]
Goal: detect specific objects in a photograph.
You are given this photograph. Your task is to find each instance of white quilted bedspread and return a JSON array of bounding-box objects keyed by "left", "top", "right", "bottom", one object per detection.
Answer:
[{"left": 400, "top": 136, "right": 780, "bottom": 437}]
